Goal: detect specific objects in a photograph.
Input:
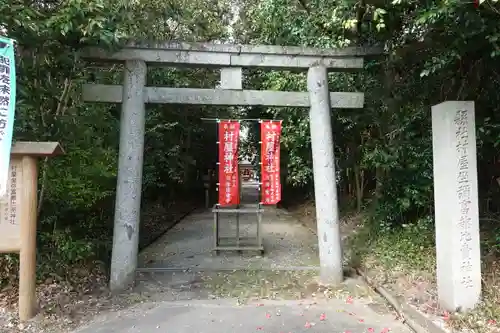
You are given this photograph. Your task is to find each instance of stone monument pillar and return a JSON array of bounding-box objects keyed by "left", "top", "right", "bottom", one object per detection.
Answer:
[{"left": 431, "top": 101, "right": 481, "bottom": 312}]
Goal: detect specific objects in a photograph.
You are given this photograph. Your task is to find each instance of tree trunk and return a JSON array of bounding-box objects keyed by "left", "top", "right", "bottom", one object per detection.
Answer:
[{"left": 354, "top": 164, "right": 364, "bottom": 212}]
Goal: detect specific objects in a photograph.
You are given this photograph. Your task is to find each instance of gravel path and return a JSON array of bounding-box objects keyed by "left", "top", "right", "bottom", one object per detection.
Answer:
[{"left": 139, "top": 207, "right": 320, "bottom": 270}]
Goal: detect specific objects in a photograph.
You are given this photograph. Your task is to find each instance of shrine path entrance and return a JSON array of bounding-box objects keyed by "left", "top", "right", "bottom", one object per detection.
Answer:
[{"left": 71, "top": 184, "right": 410, "bottom": 333}]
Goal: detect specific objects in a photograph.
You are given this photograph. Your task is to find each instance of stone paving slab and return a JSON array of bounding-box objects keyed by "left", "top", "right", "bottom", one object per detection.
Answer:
[{"left": 73, "top": 299, "right": 410, "bottom": 333}]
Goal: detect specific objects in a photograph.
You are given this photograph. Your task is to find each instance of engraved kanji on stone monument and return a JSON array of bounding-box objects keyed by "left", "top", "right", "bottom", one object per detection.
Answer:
[{"left": 432, "top": 101, "right": 481, "bottom": 312}]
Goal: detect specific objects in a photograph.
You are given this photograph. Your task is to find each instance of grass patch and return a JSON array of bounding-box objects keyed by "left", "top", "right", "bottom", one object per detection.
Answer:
[
  {"left": 199, "top": 270, "right": 318, "bottom": 301},
  {"left": 348, "top": 217, "right": 435, "bottom": 275},
  {"left": 197, "top": 269, "right": 384, "bottom": 307}
]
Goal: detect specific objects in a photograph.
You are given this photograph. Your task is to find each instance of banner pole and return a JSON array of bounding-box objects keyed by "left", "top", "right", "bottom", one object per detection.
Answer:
[
  {"left": 214, "top": 118, "right": 220, "bottom": 251},
  {"left": 215, "top": 118, "right": 220, "bottom": 207}
]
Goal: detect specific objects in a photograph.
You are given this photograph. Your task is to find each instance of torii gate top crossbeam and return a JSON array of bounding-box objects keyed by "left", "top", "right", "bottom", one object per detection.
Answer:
[{"left": 82, "top": 41, "right": 382, "bottom": 71}]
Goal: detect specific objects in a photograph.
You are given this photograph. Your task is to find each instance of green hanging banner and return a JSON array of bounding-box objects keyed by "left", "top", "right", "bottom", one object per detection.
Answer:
[{"left": 0, "top": 36, "right": 16, "bottom": 197}]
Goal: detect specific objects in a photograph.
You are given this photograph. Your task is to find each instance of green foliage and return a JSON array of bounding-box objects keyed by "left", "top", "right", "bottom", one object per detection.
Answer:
[
  {"left": 350, "top": 216, "right": 436, "bottom": 272},
  {"left": 235, "top": 0, "right": 500, "bottom": 236},
  {"left": 0, "top": 0, "right": 234, "bottom": 283}
]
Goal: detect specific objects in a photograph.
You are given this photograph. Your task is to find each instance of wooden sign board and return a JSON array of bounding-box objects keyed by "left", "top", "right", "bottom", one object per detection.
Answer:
[
  {"left": 0, "top": 142, "right": 63, "bottom": 254},
  {"left": 0, "top": 157, "right": 23, "bottom": 252}
]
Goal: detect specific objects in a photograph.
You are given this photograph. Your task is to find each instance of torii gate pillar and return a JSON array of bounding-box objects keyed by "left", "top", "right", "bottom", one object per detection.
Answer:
[
  {"left": 109, "top": 60, "right": 147, "bottom": 291},
  {"left": 307, "top": 66, "right": 343, "bottom": 285}
]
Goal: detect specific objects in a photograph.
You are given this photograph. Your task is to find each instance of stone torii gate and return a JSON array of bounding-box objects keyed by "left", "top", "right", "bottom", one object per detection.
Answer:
[{"left": 82, "top": 41, "right": 379, "bottom": 291}]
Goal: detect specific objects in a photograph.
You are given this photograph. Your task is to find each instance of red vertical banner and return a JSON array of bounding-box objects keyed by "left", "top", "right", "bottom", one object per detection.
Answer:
[
  {"left": 260, "top": 120, "right": 282, "bottom": 205},
  {"left": 218, "top": 120, "right": 240, "bottom": 206}
]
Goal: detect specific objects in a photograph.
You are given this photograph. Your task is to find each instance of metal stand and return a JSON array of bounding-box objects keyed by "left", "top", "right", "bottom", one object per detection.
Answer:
[
  {"left": 212, "top": 203, "right": 264, "bottom": 255},
  {"left": 207, "top": 117, "right": 269, "bottom": 256}
]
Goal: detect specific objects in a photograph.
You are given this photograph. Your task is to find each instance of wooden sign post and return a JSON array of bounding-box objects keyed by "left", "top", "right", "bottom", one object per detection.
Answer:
[{"left": 0, "top": 141, "right": 64, "bottom": 321}]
